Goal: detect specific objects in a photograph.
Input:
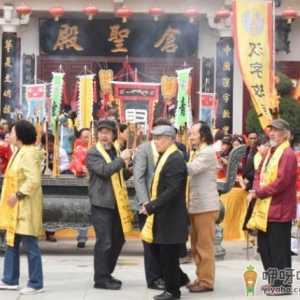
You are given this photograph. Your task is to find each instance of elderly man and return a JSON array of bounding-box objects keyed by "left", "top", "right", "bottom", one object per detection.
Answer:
[
  {"left": 247, "top": 119, "right": 297, "bottom": 296},
  {"left": 133, "top": 119, "right": 173, "bottom": 290},
  {"left": 87, "top": 120, "right": 132, "bottom": 290},
  {"left": 186, "top": 122, "right": 219, "bottom": 293},
  {"left": 140, "top": 124, "right": 189, "bottom": 300}
]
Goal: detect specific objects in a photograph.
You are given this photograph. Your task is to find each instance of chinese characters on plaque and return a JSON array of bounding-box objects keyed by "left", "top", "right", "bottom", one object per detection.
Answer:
[
  {"left": 39, "top": 19, "right": 198, "bottom": 58},
  {"left": 108, "top": 25, "right": 130, "bottom": 53},
  {"left": 1, "top": 32, "right": 19, "bottom": 119},
  {"left": 53, "top": 24, "right": 83, "bottom": 51},
  {"left": 215, "top": 37, "right": 234, "bottom": 133},
  {"left": 154, "top": 26, "right": 181, "bottom": 53}
]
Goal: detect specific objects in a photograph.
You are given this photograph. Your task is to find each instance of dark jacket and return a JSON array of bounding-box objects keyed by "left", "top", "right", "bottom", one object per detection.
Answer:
[
  {"left": 145, "top": 150, "right": 188, "bottom": 244},
  {"left": 254, "top": 147, "right": 297, "bottom": 222},
  {"left": 242, "top": 146, "right": 257, "bottom": 190},
  {"left": 87, "top": 145, "right": 125, "bottom": 209}
]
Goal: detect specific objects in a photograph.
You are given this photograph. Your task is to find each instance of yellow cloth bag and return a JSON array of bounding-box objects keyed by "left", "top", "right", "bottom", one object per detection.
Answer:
[
  {"left": 247, "top": 141, "right": 290, "bottom": 232},
  {"left": 96, "top": 142, "right": 133, "bottom": 234},
  {"left": 141, "top": 144, "right": 177, "bottom": 243}
]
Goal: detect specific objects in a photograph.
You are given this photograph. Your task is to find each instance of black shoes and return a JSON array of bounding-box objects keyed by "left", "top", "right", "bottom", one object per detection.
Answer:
[
  {"left": 148, "top": 278, "right": 165, "bottom": 290},
  {"left": 77, "top": 242, "right": 86, "bottom": 248},
  {"left": 94, "top": 278, "right": 122, "bottom": 290},
  {"left": 180, "top": 275, "right": 190, "bottom": 287},
  {"left": 110, "top": 276, "right": 122, "bottom": 285},
  {"left": 153, "top": 291, "right": 180, "bottom": 300},
  {"left": 45, "top": 233, "right": 57, "bottom": 242}
]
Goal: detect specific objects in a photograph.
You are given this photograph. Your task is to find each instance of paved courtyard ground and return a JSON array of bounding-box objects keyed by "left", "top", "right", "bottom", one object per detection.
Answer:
[{"left": 0, "top": 240, "right": 300, "bottom": 300}]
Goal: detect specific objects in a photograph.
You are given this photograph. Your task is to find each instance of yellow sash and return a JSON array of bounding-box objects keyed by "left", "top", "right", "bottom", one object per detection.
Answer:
[
  {"left": 185, "top": 144, "right": 207, "bottom": 206},
  {"left": 141, "top": 144, "right": 178, "bottom": 243},
  {"left": 185, "top": 149, "right": 196, "bottom": 206},
  {"left": 0, "top": 149, "right": 20, "bottom": 247},
  {"left": 151, "top": 141, "right": 159, "bottom": 165},
  {"left": 247, "top": 140, "right": 290, "bottom": 232},
  {"left": 96, "top": 142, "right": 133, "bottom": 234}
]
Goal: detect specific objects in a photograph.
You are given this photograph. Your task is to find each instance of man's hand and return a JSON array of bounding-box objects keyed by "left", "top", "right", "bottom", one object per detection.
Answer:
[
  {"left": 7, "top": 194, "right": 18, "bottom": 208},
  {"left": 120, "top": 149, "right": 132, "bottom": 161},
  {"left": 247, "top": 190, "right": 256, "bottom": 202},
  {"left": 139, "top": 204, "right": 149, "bottom": 215}
]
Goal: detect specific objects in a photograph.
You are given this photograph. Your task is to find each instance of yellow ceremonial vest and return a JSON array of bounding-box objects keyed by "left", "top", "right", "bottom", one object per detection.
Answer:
[
  {"left": 185, "top": 150, "right": 196, "bottom": 206},
  {"left": 151, "top": 140, "right": 159, "bottom": 165},
  {"left": 185, "top": 144, "right": 207, "bottom": 206},
  {"left": 141, "top": 144, "right": 178, "bottom": 243},
  {"left": 247, "top": 140, "right": 290, "bottom": 232},
  {"left": 96, "top": 142, "right": 133, "bottom": 234}
]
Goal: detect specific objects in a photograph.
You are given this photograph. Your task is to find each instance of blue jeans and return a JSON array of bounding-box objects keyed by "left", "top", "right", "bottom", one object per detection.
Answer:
[
  {"left": 76, "top": 228, "right": 88, "bottom": 243},
  {"left": 2, "top": 234, "right": 43, "bottom": 289}
]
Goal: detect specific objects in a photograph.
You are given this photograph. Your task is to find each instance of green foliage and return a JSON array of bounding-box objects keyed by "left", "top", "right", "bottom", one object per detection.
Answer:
[
  {"left": 280, "top": 96, "right": 300, "bottom": 142},
  {"left": 246, "top": 107, "right": 264, "bottom": 135},
  {"left": 246, "top": 96, "right": 300, "bottom": 142},
  {"left": 276, "top": 72, "right": 294, "bottom": 97},
  {"left": 246, "top": 72, "right": 300, "bottom": 142}
]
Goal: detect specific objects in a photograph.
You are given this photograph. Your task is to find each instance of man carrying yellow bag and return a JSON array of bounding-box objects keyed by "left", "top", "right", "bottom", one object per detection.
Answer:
[
  {"left": 140, "top": 124, "right": 189, "bottom": 300},
  {"left": 247, "top": 119, "right": 297, "bottom": 296}
]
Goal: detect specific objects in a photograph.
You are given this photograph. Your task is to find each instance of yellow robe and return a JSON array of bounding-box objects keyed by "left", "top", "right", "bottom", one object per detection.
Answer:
[
  {"left": 0, "top": 145, "right": 44, "bottom": 245},
  {"left": 220, "top": 187, "right": 248, "bottom": 241}
]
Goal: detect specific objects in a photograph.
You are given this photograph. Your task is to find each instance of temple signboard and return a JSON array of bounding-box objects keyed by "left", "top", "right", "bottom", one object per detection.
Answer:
[{"left": 39, "top": 18, "right": 199, "bottom": 58}]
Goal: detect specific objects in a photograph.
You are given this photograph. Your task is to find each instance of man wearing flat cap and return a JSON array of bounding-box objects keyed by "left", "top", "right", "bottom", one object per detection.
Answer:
[
  {"left": 247, "top": 119, "right": 297, "bottom": 296},
  {"left": 87, "top": 119, "right": 133, "bottom": 290},
  {"left": 140, "top": 124, "right": 189, "bottom": 300}
]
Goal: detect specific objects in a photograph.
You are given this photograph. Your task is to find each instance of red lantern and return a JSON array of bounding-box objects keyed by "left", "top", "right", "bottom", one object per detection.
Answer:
[
  {"left": 16, "top": 4, "right": 32, "bottom": 17},
  {"left": 49, "top": 7, "right": 64, "bottom": 22},
  {"left": 184, "top": 8, "right": 199, "bottom": 23},
  {"left": 214, "top": 8, "right": 231, "bottom": 23},
  {"left": 149, "top": 7, "right": 164, "bottom": 21},
  {"left": 83, "top": 6, "right": 98, "bottom": 21},
  {"left": 282, "top": 7, "right": 298, "bottom": 24},
  {"left": 116, "top": 6, "right": 133, "bottom": 23}
]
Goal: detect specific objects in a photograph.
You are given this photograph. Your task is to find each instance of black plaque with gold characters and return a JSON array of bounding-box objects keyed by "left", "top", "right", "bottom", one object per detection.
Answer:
[
  {"left": 1, "top": 32, "right": 19, "bottom": 119},
  {"left": 39, "top": 18, "right": 199, "bottom": 58},
  {"left": 215, "top": 37, "right": 234, "bottom": 133}
]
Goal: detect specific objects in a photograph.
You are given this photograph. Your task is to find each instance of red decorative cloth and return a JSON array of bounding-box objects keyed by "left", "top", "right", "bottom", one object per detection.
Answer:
[
  {"left": 295, "top": 150, "right": 300, "bottom": 203},
  {"left": 0, "top": 141, "right": 12, "bottom": 175},
  {"left": 69, "top": 139, "right": 88, "bottom": 177}
]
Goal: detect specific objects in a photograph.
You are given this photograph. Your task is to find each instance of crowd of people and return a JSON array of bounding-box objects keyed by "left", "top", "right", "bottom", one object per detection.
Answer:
[{"left": 0, "top": 116, "right": 298, "bottom": 298}]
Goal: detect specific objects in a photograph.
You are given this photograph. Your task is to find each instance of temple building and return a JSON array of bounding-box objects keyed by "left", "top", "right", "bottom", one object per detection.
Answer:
[{"left": 0, "top": 0, "right": 299, "bottom": 133}]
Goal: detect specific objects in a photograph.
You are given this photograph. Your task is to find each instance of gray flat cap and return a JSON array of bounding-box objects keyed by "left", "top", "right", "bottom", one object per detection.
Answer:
[
  {"left": 151, "top": 125, "right": 176, "bottom": 137},
  {"left": 268, "top": 119, "right": 290, "bottom": 131}
]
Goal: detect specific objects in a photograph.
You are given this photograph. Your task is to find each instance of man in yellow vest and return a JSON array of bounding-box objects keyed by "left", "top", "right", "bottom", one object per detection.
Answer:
[
  {"left": 140, "top": 124, "right": 189, "bottom": 300},
  {"left": 87, "top": 120, "right": 132, "bottom": 290},
  {"left": 247, "top": 119, "right": 297, "bottom": 296}
]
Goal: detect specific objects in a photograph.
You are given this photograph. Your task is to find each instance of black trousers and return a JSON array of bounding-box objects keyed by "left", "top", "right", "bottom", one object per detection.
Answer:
[
  {"left": 91, "top": 206, "right": 125, "bottom": 284},
  {"left": 138, "top": 214, "right": 163, "bottom": 286},
  {"left": 159, "top": 244, "right": 189, "bottom": 297},
  {"left": 257, "top": 222, "right": 292, "bottom": 288}
]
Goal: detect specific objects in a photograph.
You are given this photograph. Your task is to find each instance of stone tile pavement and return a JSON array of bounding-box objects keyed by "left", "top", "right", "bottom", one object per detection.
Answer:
[{"left": 0, "top": 240, "right": 299, "bottom": 300}]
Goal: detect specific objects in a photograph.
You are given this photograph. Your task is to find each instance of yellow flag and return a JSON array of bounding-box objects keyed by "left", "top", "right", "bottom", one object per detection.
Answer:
[
  {"left": 233, "top": 0, "right": 275, "bottom": 128},
  {"left": 78, "top": 74, "right": 94, "bottom": 129}
]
